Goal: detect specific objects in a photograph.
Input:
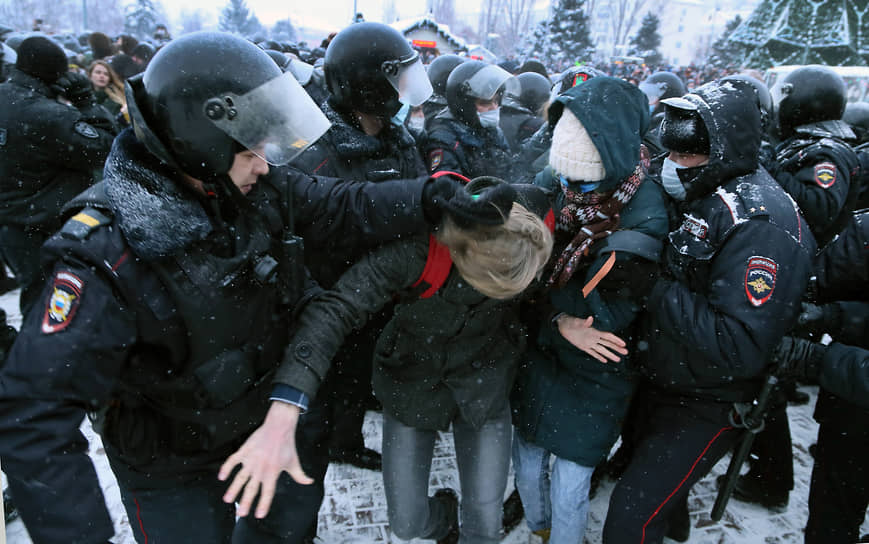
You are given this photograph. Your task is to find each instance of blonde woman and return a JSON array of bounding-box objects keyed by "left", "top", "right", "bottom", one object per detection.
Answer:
[
  {"left": 88, "top": 60, "right": 128, "bottom": 125},
  {"left": 222, "top": 178, "right": 554, "bottom": 544}
]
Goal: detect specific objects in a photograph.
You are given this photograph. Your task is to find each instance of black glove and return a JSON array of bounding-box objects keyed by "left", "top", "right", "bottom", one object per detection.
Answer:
[
  {"left": 422, "top": 175, "right": 517, "bottom": 229},
  {"left": 52, "top": 72, "right": 95, "bottom": 108},
  {"left": 0, "top": 309, "right": 17, "bottom": 366},
  {"left": 772, "top": 336, "right": 826, "bottom": 383},
  {"left": 793, "top": 302, "right": 840, "bottom": 339}
]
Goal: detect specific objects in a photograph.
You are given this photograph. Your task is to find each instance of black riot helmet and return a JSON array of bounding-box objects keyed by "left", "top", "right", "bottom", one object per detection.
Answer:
[
  {"left": 722, "top": 73, "right": 772, "bottom": 132},
  {"left": 264, "top": 49, "right": 291, "bottom": 71},
  {"left": 511, "top": 72, "right": 551, "bottom": 113},
  {"left": 428, "top": 54, "right": 466, "bottom": 97},
  {"left": 324, "top": 22, "right": 432, "bottom": 118},
  {"left": 446, "top": 60, "right": 517, "bottom": 126},
  {"left": 843, "top": 101, "right": 869, "bottom": 143},
  {"left": 659, "top": 97, "right": 710, "bottom": 155},
  {"left": 639, "top": 71, "right": 686, "bottom": 105},
  {"left": 125, "top": 31, "right": 330, "bottom": 181},
  {"left": 773, "top": 65, "right": 847, "bottom": 139}
]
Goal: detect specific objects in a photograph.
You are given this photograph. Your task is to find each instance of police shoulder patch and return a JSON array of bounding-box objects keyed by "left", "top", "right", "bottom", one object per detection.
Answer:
[
  {"left": 428, "top": 149, "right": 443, "bottom": 172},
  {"left": 42, "top": 271, "right": 84, "bottom": 334},
  {"left": 744, "top": 256, "right": 777, "bottom": 307},
  {"left": 0, "top": 127, "right": 7, "bottom": 146},
  {"left": 74, "top": 121, "right": 99, "bottom": 139},
  {"left": 813, "top": 162, "right": 837, "bottom": 188}
]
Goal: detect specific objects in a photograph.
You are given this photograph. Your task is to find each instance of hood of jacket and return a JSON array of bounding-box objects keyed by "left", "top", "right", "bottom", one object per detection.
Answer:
[
  {"left": 675, "top": 79, "right": 762, "bottom": 201},
  {"left": 103, "top": 128, "right": 213, "bottom": 260},
  {"left": 547, "top": 76, "right": 650, "bottom": 191}
]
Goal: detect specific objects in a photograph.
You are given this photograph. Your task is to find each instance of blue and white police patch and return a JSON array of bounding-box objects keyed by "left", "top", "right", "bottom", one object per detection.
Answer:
[
  {"left": 74, "top": 121, "right": 99, "bottom": 139},
  {"left": 42, "top": 271, "right": 83, "bottom": 334},
  {"left": 744, "top": 256, "right": 777, "bottom": 307},
  {"left": 814, "top": 162, "right": 836, "bottom": 188}
]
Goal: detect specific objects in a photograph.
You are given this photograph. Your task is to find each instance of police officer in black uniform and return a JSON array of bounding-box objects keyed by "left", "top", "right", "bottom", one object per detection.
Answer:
[
  {"left": 0, "top": 32, "right": 505, "bottom": 544},
  {"left": 0, "top": 36, "right": 115, "bottom": 315},
  {"left": 771, "top": 65, "right": 859, "bottom": 248},
  {"left": 639, "top": 71, "right": 686, "bottom": 156},
  {"left": 499, "top": 72, "right": 549, "bottom": 154},
  {"left": 423, "top": 60, "right": 517, "bottom": 179},
  {"left": 422, "top": 54, "right": 465, "bottom": 130},
  {"left": 601, "top": 79, "right": 816, "bottom": 543},
  {"left": 291, "top": 22, "right": 431, "bottom": 472}
]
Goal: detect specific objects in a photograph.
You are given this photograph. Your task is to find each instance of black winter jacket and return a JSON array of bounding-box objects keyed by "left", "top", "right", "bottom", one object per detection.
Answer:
[
  {"left": 638, "top": 80, "right": 817, "bottom": 403},
  {"left": 422, "top": 111, "right": 514, "bottom": 179},
  {"left": 0, "top": 128, "right": 433, "bottom": 543}
]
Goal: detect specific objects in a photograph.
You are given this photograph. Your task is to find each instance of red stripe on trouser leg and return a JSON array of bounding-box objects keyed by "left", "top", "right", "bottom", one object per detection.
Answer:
[
  {"left": 639, "top": 425, "right": 734, "bottom": 544},
  {"left": 133, "top": 497, "right": 149, "bottom": 544}
]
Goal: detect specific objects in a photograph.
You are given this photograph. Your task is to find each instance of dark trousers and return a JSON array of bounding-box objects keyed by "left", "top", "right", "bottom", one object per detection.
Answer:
[
  {"left": 805, "top": 402, "right": 869, "bottom": 544},
  {"left": 602, "top": 393, "right": 740, "bottom": 544},
  {"left": 0, "top": 224, "right": 48, "bottom": 316},
  {"left": 743, "top": 388, "right": 793, "bottom": 497},
  {"left": 110, "top": 396, "right": 332, "bottom": 544}
]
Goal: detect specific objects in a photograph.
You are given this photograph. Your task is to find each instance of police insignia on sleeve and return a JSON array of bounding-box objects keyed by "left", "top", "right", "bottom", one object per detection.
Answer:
[
  {"left": 428, "top": 149, "right": 443, "bottom": 172},
  {"left": 813, "top": 162, "right": 837, "bottom": 188},
  {"left": 42, "top": 271, "right": 83, "bottom": 334},
  {"left": 74, "top": 121, "right": 99, "bottom": 139},
  {"left": 745, "top": 256, "right": 777, "bottom": 307}
]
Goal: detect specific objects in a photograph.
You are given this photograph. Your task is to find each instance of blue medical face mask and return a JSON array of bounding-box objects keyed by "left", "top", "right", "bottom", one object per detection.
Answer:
[
  {"left": 478, "top": 108, "right": 500, "bottom": 128},
  {"left": 649, "top": 103, "right": 656, "bottom": 114},
  {"left": 391, "top": 103, "right": 410, "bottom": 126},
  {"left": 558, "top": 174, "right": 601, "bottom": 193},
  {"left": 660, "top": 157, "right": 687, "bottom": 200}
]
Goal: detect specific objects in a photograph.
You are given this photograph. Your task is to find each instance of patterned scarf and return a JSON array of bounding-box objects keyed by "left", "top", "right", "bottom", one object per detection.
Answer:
[{"left": 547, "top": 146, "right": 649, "bottom": 289}]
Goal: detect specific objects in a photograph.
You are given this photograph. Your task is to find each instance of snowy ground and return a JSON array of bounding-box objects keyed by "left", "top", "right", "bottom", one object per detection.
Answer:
[{"left": 2, "top": 288, "right": 867, "bottom": 543}]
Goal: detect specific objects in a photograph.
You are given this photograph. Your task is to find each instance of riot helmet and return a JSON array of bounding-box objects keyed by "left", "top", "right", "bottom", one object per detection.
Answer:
[
  {"left": 843, "top": 101, "right": 869, "bottom": 142},
  {"left": 264, "top": 49, "right": 291, "bottom": 71},
  {"left": 639, "top": 71, "right": 686, "bottom": 106},
  {"left": 427, "top": 54, "right": 466, "bottom": 100},
  {"left": 509, "top": 72, "right": 551, "bottom": 113},
  {"left": 125, "top": 31, "right": 330, "bottom": 181},
  {"left": 445, "top": 60, "right": 518, "bottom": 126},
  {"left": 722, "top": 73, "right": 772, "bottom": 132},
  {"left": 323, "top": 22, "right": 432, "bottom": 118},
  {"left": 773, "top": 65, "right": 847, "bottom": 139},
  {"left": 552, "top": 65, "right": 606, "bottom": 97},
  {"left": 659, "top": 96, "right": 710, "bottom": 155}
]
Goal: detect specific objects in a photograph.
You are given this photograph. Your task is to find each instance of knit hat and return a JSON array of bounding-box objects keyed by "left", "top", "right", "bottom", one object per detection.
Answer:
[
  {"left": 549, "top": 107, "right": 606, "bottom": 182},
  {"left": 15, "top": 36, "right": 67, "bottom": 84}
]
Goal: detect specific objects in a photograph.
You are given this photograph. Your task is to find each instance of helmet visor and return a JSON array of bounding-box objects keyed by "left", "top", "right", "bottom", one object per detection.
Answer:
[
  {"left": 464, "top": 64, "right": 519, "bottom": 101},
  {"left": 206, "top": 72, "right": 331, "bottom": 166},
  {"left": 384, "top": 56, "right": 433, "bottom": 107},
  {"left": 2, "top": 42, "right": 17, "bottom": 64},
  {"left": 639, "top": 80, "right": 666, "bottom": 102},
  {"left": 288, "top": 59, "right": 314, "bottom": 86}
]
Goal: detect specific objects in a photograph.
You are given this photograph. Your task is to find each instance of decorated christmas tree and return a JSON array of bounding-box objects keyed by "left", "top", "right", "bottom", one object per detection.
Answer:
[{"left": 727, "top": 0, "right": 869, "bottom": 68}]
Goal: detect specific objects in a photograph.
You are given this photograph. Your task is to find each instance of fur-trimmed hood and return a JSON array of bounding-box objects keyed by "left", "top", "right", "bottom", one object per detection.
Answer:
[
  {"left": 321, "top": 98, "right": 417, "bottom": 160},
  {"left": 103, "top": 128, "right": 213, "bottom": 260}
]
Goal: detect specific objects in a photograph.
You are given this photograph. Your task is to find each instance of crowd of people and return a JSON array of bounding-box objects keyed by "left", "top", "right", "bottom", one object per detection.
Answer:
[{"left": 0, "top": 18, "right": 867, "bottom": 544}]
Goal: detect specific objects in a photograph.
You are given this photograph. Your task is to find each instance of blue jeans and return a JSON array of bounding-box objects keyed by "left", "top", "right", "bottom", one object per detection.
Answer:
[
  {"left": 512, "top": 433, "right": 594, "bottom": 544},
  {"left": 382, "top": 407, "right": 511, "bottom": 543}
]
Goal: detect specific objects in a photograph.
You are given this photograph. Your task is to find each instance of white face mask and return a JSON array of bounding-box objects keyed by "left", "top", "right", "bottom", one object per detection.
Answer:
[
  {"left": 478, "top": 108, "right": 501, "bottom": 129},
  {"left": 661, "top": 157, "right": 687, "bottom": 201},
  {"left": 407, "top": 115, "right": 425, "bottom": 133}
]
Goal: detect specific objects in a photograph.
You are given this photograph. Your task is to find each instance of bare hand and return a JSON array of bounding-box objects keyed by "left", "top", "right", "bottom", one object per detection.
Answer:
[
  {"left": 557, "top": 315, "right": 628, "bottom": 363},
  {"left": 218, "top": 401, "right": 314, "bottom": 519}
]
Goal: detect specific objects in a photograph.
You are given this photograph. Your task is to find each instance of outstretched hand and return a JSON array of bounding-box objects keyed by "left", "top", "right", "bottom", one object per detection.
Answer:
[
  {"left": 557, "top": 315, "right": 628, "bottom": 363},
  {"left": 218, "top": 401, "right": 314, "bottom": 519}
]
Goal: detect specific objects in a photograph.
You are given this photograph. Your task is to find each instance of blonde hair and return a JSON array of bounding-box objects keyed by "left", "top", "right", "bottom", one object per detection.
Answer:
[
  {"left": 436, "top": 202, "right": 553, "bottom": 300},
  {"left": 88, "top": 60, "right": 127, "bottom": 108}
]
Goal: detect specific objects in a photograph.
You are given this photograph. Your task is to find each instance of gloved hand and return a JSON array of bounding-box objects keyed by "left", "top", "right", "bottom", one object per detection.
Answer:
[
  {"left": 771, "top": 336, "right": 826, "bottom": 383},
  {"left": 52, "top": 72, "right": 95, "bottom": 108},
  {"left": 793, "top": 302, "right": 839, "bottom": 339},
  {"left": 422, "top": 174, "right": 517, "bottom": 229}
]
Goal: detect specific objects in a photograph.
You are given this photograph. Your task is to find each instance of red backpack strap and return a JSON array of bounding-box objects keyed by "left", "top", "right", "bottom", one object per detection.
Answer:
[
  {"left": 430, "top": 171, "right": 472, "bottom": 184},
  {"left": 411, "top": 234, "right": 453, "bottom": 298}
]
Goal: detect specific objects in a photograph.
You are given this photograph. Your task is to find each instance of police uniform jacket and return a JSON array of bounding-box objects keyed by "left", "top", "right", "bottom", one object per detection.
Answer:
[
  {"left": 638, "top": 81, "right": 817, "bottom": 404},
  {"left": 0, "top": 67, "right": 115, "bottom": 230},
  {"left": 422, "top": 111, "right": 514, "bottom": 180},
  {"left": 499, "top": 97, "right": 544, "bottom": 154},
  {"left": 772, "top": 120, "right": 859, "bottom": 247},
  {"left": 0, "top": 128, "right": 432, "bottom": 543}
]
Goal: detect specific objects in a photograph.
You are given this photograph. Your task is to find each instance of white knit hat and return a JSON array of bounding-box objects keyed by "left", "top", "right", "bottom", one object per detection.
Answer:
[{"left": 549, "top": 108, "right": 606, "bottom": 182}]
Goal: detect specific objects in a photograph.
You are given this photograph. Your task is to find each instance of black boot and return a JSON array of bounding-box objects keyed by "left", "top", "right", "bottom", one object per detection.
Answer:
[
  {"left": 434, "top": 488, "right": 459, "bottom": 544},
  {"left": 328, "top": 446, "right": 382, "bottom": 471},
  {"left": 719, "top": 473, "right": 789, "bottom": 513},
  {"left": 502, "top": 489, "right": 524, "bottom": 535},
  {"left": 3, "top": 488, "right": 18, "bottom": 523}
]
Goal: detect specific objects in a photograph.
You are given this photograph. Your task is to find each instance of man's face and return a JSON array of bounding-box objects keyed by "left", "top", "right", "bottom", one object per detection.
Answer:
[
  {"left": 668, "top": 151, "right": 709, "bottom": 168},
  {"left": 228, "top": 150, "right": 269, "bottom": 195},
  {"left": 475, "top": 97, "right": 499, "bottom": 113}
]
